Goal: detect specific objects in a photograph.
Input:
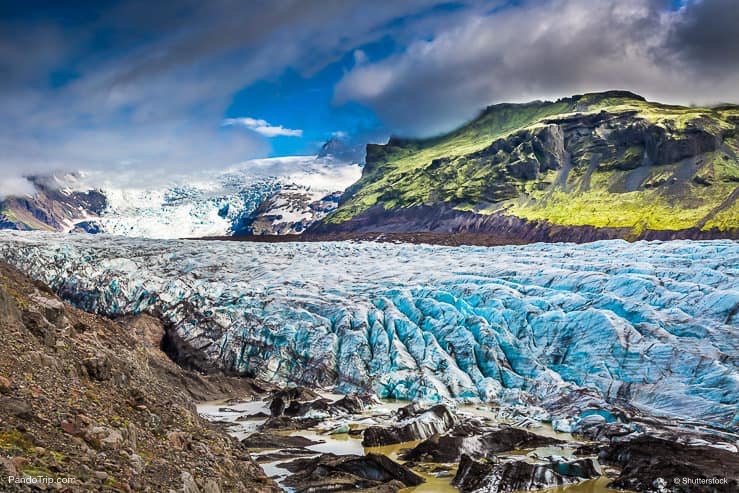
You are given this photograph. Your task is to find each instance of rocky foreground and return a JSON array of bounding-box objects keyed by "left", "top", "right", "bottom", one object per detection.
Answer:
[
  {"left": 203, "top": 385, "right": 739, "bottom": 493},
  {"left": 0, "top": 262, "right": 278, "bottom": 492}
]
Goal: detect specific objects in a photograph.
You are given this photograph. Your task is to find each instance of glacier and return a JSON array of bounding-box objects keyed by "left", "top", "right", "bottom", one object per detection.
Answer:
[
  {"left": 0, "top": 232, "right": 736, "bottom": 430},
  {"left": 92, "top": 156, "right": 362, "bottom": 238},
  {"left": 1, "top": 156, "right": 362, "bottom": 238}
]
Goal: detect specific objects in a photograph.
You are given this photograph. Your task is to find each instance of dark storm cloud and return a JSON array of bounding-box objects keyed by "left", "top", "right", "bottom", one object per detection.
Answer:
[
  {"left": 665, "top": 0, "right": 739, "bottom": 75},
  {"left": 336, "top": 0, "right": 739, "bottom": 136}
]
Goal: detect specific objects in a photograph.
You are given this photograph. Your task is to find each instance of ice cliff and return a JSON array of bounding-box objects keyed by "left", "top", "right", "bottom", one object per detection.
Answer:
[{"left": 0, "top": 232, "right": 736, "bottom": 430}]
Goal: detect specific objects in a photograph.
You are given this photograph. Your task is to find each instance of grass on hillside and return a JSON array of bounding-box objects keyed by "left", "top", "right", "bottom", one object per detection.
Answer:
[{"left": 327, "top": 92, "right": 739, "bottom": 232}]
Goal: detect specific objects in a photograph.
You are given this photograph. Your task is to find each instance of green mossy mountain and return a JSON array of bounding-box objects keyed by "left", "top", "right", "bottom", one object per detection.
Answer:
[{"left": 317, "top": 91, "right": 739, "bottom": 240}]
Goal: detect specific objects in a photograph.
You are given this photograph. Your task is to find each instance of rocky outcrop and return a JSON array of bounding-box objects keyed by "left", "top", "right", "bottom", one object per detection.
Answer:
[
  {"left": 238, "top": 187, "right": 344, "bottom": 235},
  {"left": 0, "top": 262, "right": 278, "bottom": 492},
  {"left": 362, "top": 404, "right": 457, "bottom": 446},
  {"left": 280, "top": 453, "right": 423, "bottom": 493},
  {"left": 453, "top": 454, "right": 600, "bottom": 493}
]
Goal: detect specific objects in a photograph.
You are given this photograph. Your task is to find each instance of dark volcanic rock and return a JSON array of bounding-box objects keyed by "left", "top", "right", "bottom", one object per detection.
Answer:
[
  {"left": 401, "top": 424, "right": 565, "bottom": 463},
  {"left": 269, "top": 388, "right": 368, "bottom": 419},
  {"left": 453, "top": 454, "right": 599, "bottom": 493},
  {"left": 281, "top": 452, "right": 423, "bottom": 493},
  {"left": 362, "top": 404, "right": 457, "bottom": 447},
  {"left": 241, "top": 432, "right": 322, "bottom": 449},
  {"left": 331, "top": 394, "right": 366, "bottom": 414},
  {"left": 253, "top": 447, "right": 317, "bottom": 464},
  {"left": 284, "top": 397, "right": 331, "bottom": 417},
  {"left": 268, "top": 386, "right": 322, "bottom": 417},
  {"left": 598, "top": 436, "right": 739, "bottom": 492},
  {"left": 259, "top": 416, "right": 321, "bottom": 431}
]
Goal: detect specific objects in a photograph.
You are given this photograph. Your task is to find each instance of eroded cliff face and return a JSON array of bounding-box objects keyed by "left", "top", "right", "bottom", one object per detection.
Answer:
[
  {"left": 0, "top": 232, "right": 736, "bottom": 434},
  {"left": 319, "top": 92, "right": 739, "bottom": 238}
]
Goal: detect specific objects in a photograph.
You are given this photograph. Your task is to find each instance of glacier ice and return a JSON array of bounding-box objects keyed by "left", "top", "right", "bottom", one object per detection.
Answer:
[
  {"left": 0, "top": 232, "right": 736, "bottom": 430},
  {"left": 30, "top": 157, "right": 362, "bottom": 238}
]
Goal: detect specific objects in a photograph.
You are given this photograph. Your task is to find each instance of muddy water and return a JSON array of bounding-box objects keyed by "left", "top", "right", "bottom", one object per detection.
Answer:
[{"left": 197, "top": 399, "right": 622, "bottom": 493}]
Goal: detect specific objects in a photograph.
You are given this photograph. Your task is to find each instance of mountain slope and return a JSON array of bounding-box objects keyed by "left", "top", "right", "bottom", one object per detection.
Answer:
[
  {"left": 0, "top": 175, "right": 107, "bottom": 232},
  {"left": 0, "top": 261, "right": 277, "bottom": 492},
  {"left": 316, "top": 91, "right": 739, "bottom": 240}
]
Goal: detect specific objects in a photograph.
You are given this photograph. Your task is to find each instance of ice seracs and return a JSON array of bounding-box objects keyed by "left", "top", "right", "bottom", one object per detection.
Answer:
[{"left": 0, "top": 232, "right": 736, "bottom": 431}]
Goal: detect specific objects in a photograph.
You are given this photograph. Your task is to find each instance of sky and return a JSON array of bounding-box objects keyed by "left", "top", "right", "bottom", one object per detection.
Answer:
[{"left": 1, "top": 0, "right": 738, "bottom": 196}]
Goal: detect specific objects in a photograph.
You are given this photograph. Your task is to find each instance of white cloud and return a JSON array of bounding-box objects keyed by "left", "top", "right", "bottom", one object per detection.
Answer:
[
  {"left": 353, "top": 49, "right": 368, "bottom": 67},
  {"left": 0, "top": 176, "right": 36, "bottom": 200},
  {"left": 222, "top": 117, "right": 303, "bottom": 137},
  {"left": 0, "top": 0, "right": 453, "bottom": 191}
]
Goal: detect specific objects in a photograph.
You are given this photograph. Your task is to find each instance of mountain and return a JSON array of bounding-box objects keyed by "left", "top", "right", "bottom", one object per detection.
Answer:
[
  {"left": 314, "top": 91, "right": 739, "bottom": 241},
  {"left": 0, "top": 175, "right": 107, "bottom": 232},
  {"left": 237, "top": 187, "right": 343, "bottom": 235},
  {"left": 317, "top": 136, "right": 367, "bottom": 164},
  {"left": 0, "top": 154, "right": 361, "bottom": 238}
]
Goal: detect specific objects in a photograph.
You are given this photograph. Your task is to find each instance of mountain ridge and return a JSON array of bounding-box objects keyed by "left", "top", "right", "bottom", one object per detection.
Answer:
[{"left": 313, "top": 91, "right": 739, "bottom": 240}]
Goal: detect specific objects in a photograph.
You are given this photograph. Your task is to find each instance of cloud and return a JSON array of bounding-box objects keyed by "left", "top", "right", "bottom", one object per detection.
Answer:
[
  {"left": 1, "top": 0, "right": 737, "bottom": 195},
  {"left": 222, "top": 117, "right": 303, "bottom": 137},
  {"left": 0, "top": 177, "right": 36, "bottom": 200},
  {"left": 335, "top": 0, "right": 739, "bottom": 136},
  {"left": 0, "top": 0, "right": 460, "bottom": 191}
]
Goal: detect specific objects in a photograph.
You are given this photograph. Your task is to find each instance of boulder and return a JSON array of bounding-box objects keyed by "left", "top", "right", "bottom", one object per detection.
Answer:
[
  {"left": 21, "top": 310, "right": 57, "bottom": 347},
  {"left": 362, "top": 404, "right": 457, "bottom": 447},
  {"left": 453, "top": 454, "right": 599, "bottom": 493},
  {"left": 0, "top": 397, "right": 33, "bottom": 420},
  {"left": 268, "top": 386, "right": 322, "bottom": 417},
  {"left": 330, "top": 394, "right": 365, "bottom": 414},
  {"left": 401, "top": 423, "right": 564, "bottom": 463},
  {"left": 83, "top": 355, "right": 112, "bottom": 381},
  {"left": 241, "top": 432, "right": 322, "bottom": 449},
  {"left": 598, "top": 436, "right": 739, "bottom": 492},
  {"left": 258, "top": 416, "right": 321, "bottom": 431},
  {"left": 0, "top": 375, "right": 12, "bottom": 394},
  {"left": 281, "top": 452, "right": 423, "bottom": 493}
]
